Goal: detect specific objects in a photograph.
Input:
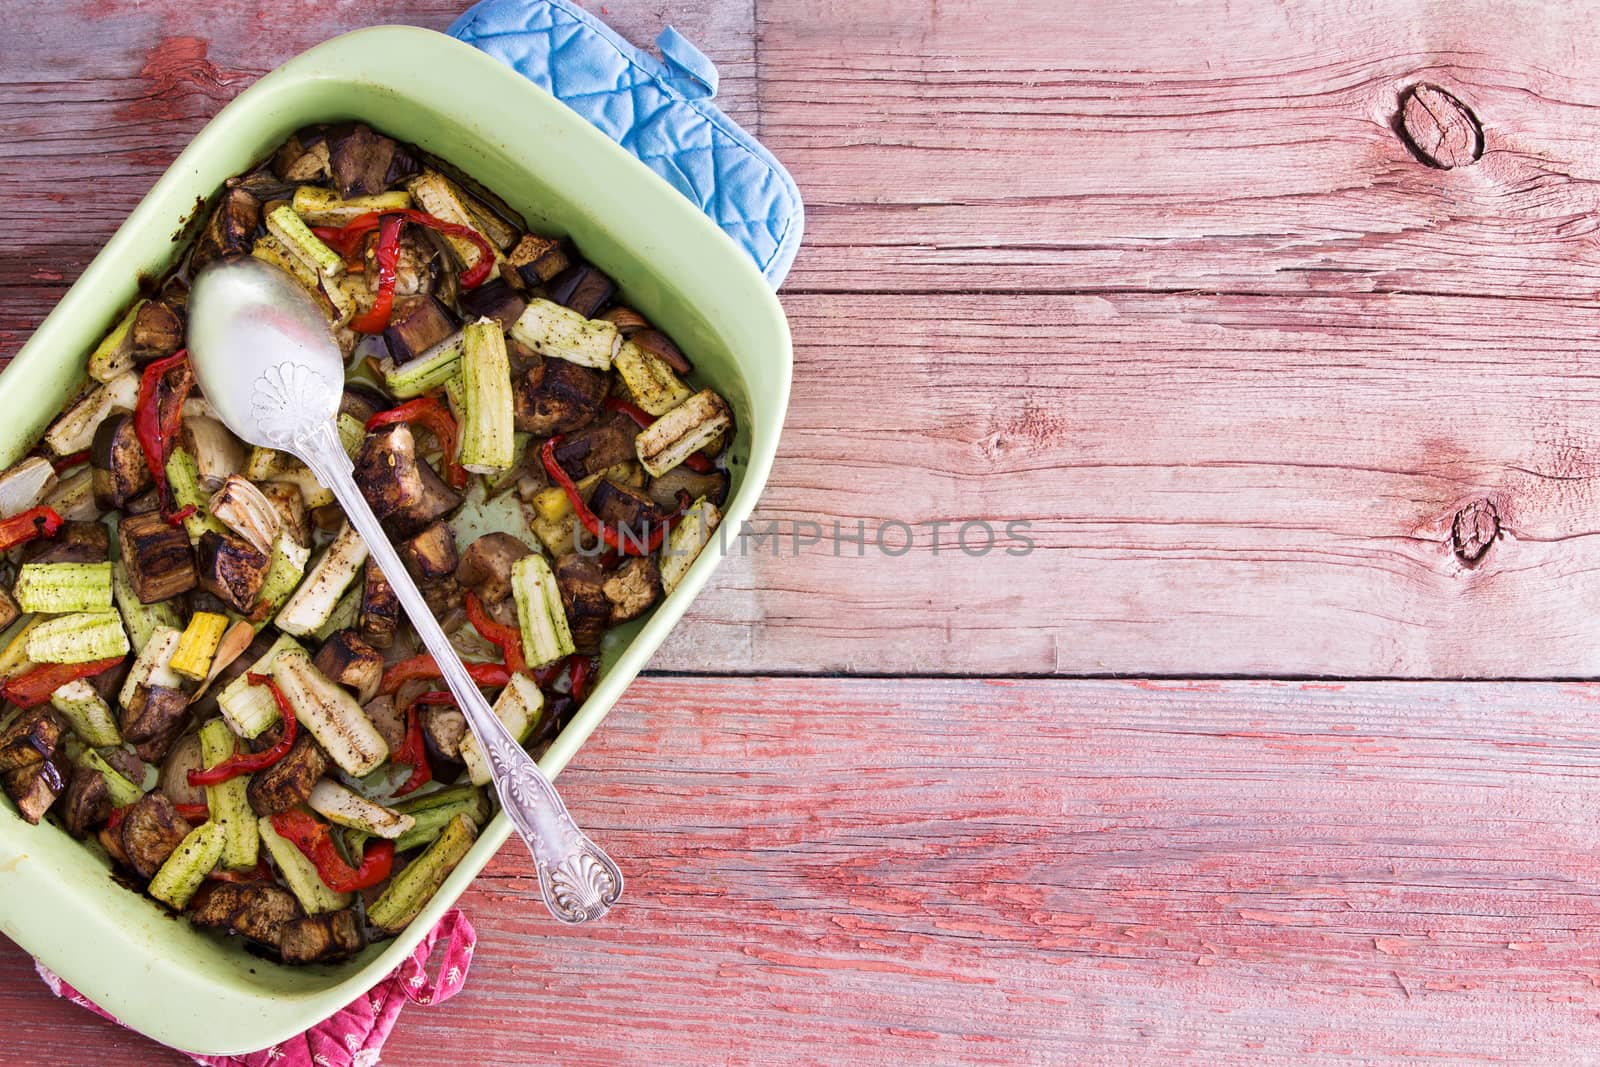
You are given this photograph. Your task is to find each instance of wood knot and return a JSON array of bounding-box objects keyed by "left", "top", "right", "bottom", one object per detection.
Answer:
[
  {"left": 1397, "top": 83, "right": 1483, "bottom": 169},
  {"left": 1451, "top": 499, "right": 1498, "bottom": 564}
]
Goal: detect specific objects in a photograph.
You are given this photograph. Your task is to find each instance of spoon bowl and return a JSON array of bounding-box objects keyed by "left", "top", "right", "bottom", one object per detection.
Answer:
[{"left": 186, "top": 256, "right": 622, "bottom": 925}]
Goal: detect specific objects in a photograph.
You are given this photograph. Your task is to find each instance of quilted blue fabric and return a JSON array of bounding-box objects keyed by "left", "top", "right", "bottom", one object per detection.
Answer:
[{"left": 448, "top": 0, "right": 803, "bottom": 288}]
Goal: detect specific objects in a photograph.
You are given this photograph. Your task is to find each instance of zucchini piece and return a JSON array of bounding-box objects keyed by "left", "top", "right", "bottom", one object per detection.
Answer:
[
  {"left": 50, "top": 679, "right": 121, "bottom": 747},
  {"left": 165, "top": 447, "right": 227, "bottom": 542},
  {"left": 258, "top": 814, "right": 353, "bottom": 915},
  {"left": 170, "top": 611, "right": 228, "bottom": 682},
  {"left": 509, "top": 299, "right": 618, "bottom": 371},
  {"left": 252, "top": 233, "right": 335, "bottom": 319},
  {"left": 407, "top": 171, "right": 499, "bottom": 281},
  {"left": 511, "top": 554, "right": 575, "bottom": 668},
  {"left": 45, "top": 372, "right": 139, "bottom": 457},
  {"left": 199, "top": 717, "right": 258, "bottom": 870},
  {"left": 291, "top": 186, "right": 412, "bottom": 226},
  {"left": 76, "top": 747, "right": 143, "bottom": 807},
  {"left": 275, "top": 523, "right": 368, "bottom": 637},
  {"left": 660, "top": 496, "right": 723, "bottom": 595},
  {"left": 112, "top": 560, "right": 181, "bottom": 655},
  {"left": 312, "top": 583, "right": 363, "bottom": 645},
  {"left": 460, "top": 673, "right": 544, "bottom": 786},
  {"left": 614, "top": 340, "right": 692, "bottom": 417},
  {"left": 217, "top": 632, "right": 303, "bottom": 738},
  {"left": 251, "top": 531, "right": 311, "bottom": 632},
  {"left": 266, "top": 204, "right": 344, "bottom": 277},
  {"left": 43, "top": 468, "right": 97, "bottom": 522},
  {"left": 382, "top": 332, "right": 465, "bottom": 398},
  {"left": 457, "top": 317, "right": 516, "bottom": 473},
  {"left": 148, "top": 820, "right": 226, "bottom": 910},
  {"left": 14, "top": 561, "right": 113, "bottom": 614},
  {"left": 0, "top": 616, "right": 42, "bottom": 680},
  {"left": 87, "top": 300, "right": 145, "bottom": 382},
  {"left": 271, "top": 647, "right": 388, "bottom": 776},
  {"left": 635, "top": 389, "right": 733, "bottom": 477},
  {"left": 118, "top": 626, "right": 181, "bottom": 708},
  {"left": 367, "top": 811, "right": 478, "bottom": 934},
  {"left": 336, "top": 412, "right": 367, "bottom": 459},
  {"left": 390, "top": 785, "right": 491, "bottom": 853},
  {"left": 307, "top": 779, "right": 414, "bottom": 839},
  {"left": 26, "top": 611, "right": 129, "bottom": 664}
]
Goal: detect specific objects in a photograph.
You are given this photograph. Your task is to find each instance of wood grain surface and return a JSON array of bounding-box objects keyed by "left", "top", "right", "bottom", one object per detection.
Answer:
[{"left": 6, "top": 0, "right": 1600, "bottom": 1062}]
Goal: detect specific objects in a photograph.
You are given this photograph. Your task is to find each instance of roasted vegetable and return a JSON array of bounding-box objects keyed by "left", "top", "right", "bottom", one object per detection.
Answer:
[
  {"left": 352, "top": 425, "right": 424, "bottom": 522},
  {"left": 14, "top": 562, "right": 113, "bottom": 614},
  {"left": 399, "top": 520, "right": 458, "bottom": 584},
  {"left": 506, "top": 234, "right": 572, "bottom": 288},
  {"left": 367, "top": 811, "right": 477, "bottom": 934},
  {"left": 92, "top": 412, "right": 152, "bottom": 509},
  {"left": 308, "top": 779, "right": 413, "bottom": 839},
  {"left": 245, "top": 733, "right": 327, "bottom": 817},
  {"left": 50, "top": 679, "right": 122, "bottom": 747},
  {"left": 383, "top": 295, "right": 458, "bottom": 364},
  {"left": 118, "top": 511, "right": 197, "bottom": 604},
  {"left": 208, "top": 475, "right": 281, "bottom": 555},
  {"left": 358, "top": 558, "right": 400, "bottom": 649},
  {"left": 513, "top": 353, "right": 606, "bottom": 436},
  {"left": 454, "top": 532, "right": 531, "bottom": 605},
  {"left": 198, "top": 718, "right": 258, "bottom": 871},
  {"left": 603, "top": 555, "right": 664, "bottom": 624},
  {"left": 661, "top": 496, "right": 723, "bottom": 594},
  {"left": 457, "top": 317, "right": 516, "bottom": 473},
  {"left": 635, "top": 389, "right": 733, "bottom": 477},
  {"left": 148, "top": 819, "right": 226, "bottom": 909},
  {"left": 257, "top": 814, "right": 352, "bottom": 915},
  {"left": 511, "top": 554, "right": 575, "bottom": 667},
  {"left": 270, "top": 648, "right": 388, "bottom": 776},
  {"left": 189, "top": 881, "right": 303, "bottom": 946},
  {"left": 460, "top": 673, "right": 544, "bottom": 786},
  {"left": 196, "top": 531, "right": 270, "bottom": 615},
  {"left": 276, "top": 523, "right": 368, "bottom": 637},
  {"left": 120, "top": 792, "right": 191, "bottom": 879},
  {"left": 510, "top": 298, "right": 618, "bottom": 370},
  {"left": 311, "top": 630, "right": 383, "bottom": 705},
  {"left": 26, "top": 611, "right": 129, "bottom": 664}
]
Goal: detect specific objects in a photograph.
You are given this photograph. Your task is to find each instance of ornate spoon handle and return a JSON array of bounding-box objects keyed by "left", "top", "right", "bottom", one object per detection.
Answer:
[{"left": 294, "top": 419, "right": 623, "bottom": 924}]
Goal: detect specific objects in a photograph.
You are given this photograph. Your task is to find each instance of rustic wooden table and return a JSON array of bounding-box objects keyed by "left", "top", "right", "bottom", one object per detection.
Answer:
[{"left": 6, "top": 0, "right": 1600, "bottom": 1061}]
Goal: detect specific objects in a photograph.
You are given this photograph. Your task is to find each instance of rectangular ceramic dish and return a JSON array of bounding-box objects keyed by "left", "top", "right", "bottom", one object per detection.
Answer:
[{"left": 0, "top": 25, "right": 789, "bottom": 1056}]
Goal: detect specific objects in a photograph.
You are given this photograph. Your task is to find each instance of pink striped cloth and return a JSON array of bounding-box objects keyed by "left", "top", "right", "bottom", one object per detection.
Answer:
[{"left": 35, "top": 909, "right": 476, "bottom": 1067}]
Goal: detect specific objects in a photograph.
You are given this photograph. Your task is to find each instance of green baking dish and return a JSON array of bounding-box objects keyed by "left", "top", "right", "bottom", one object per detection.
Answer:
[{"left": 0, "top": 25, "right": 789, "bottom": 1056}]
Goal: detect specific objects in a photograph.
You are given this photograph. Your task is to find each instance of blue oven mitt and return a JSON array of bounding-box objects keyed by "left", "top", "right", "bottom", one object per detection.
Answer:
[{"left": 448, "top": 0, "right": 803, "bottom": 288}]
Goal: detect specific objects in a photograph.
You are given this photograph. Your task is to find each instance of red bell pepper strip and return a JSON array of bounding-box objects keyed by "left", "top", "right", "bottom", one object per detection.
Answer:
[
  {"left": 312, "top": 209, "right": 496, "bottom": 289},
  {"left": 349, "top": 214, "right": 405, "bottom": 335},
  {"left": 541, "top": 436, "right": 673, "bottom": 556},
  {"left": 395, "top": 691, "right": 457, "bottom": 796},
  {"left": 106, "top": 804, "right": 129, "bottom": 833},
  {"left": 378, "top": 653, "right": 511, "bottom": 696},
  {"left": 1, "top": 655, "right": 123, "bottom": 708},
  {"left": 568, "top": 655, "right": 597, "bottom": 703},
  {"left": 463, "top": 590, "right": 526, "bottom": 676},
  {"left": 0, "top": 505, "right": 64, "bottom": 555},
  {"left": 134, "top": 349, "right": 196, "bottom": 526},
  {"left": 602, "top": 396, "right": 715, "bottom": 473},
  {"left": 268, "top": 809, "right": 395, "bottom": 892},
  {"left": 175, "top": 802, "right": 211, "bottom": 823},
  {"left": 365, "top": 396, "right": 467, "bottom": 489},
  {"left": 50, "top": 450, "right": 91, "bottom": 474},
  {"left": 186, "top": 673, "right": 298, "bottom": 787}
]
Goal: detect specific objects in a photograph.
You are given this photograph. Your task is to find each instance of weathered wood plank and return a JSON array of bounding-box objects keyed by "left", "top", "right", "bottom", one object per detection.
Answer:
[
  {"left": 759, "top": 0, "right": 1600, "bottom": 298},
  {"left": 8, "top": 677, "right": 1600, "bottom": 1064},
  {"left": 643, "top": 288, "right": 1600, "bottom": 676}
]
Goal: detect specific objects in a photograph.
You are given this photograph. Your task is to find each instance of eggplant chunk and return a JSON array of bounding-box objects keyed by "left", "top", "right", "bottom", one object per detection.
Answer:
[
  {"left": 459, "top": 278, "right": 527, "bottom": 331},
  {"left": 400, "top": 520, "right": 458, "bottom": 584},
  {"left": 340, "top": 385, "right": 387, "bottom": 427},
  {"left": 246, "top": 733, "right": 328, "bottom": 816},
  {"left": 589, "top": 478, "right": 666, "bottom": 538},
  {"left": 602, "top": 555, "right": 664, "bottom": 625},
  {"left": 546, "top": 263, "right": 615, "bottom": 319},
  {"left": 382, "top": 295, "right": 457, "bottom": 364},
  {"left": 120, "top": 792, "right": 190, "bottom": 879},
  {"left": 0, "top": 707, "right": 63, "bottom": 773},
  {"left": 553, "top": 554, "right": 610, "bottom": 655},
  {"left": 121, "top": 685, "right": 189, "bottom": 763},
  {"left": 327, "top": 122, "right": 416, "bottom": 198},
  {"left": 421, "top": 704, "right": 468, "bottom": 761},
  {"left": 5, "top": 757, "right": 65, "bottom": 825},
  {"left": 23, "top": 519, "right": 110, "bottom": 564},
  {"left": 455, "top": 532, "right": 532, "bottom": 605},
  {"left": 192, "top": 188, "right": 261, "bottom": 270},
  {"left": 550, "top": 418, "right": 638, "bottom": 481},
  {"left": 506, "top": 234, "right": 573, "bottom": 289},
  {"left": 0, "top": 587, "right": 18, "bottom": 633},
  {"left": 119, "top": 511, "right": 197, "bottom": 604},
  {"left": 63, "top": 764, "right": 112, "bottom": 837},
  {"left": 197, "top": 531, "right": 271, "bottom": 614},
  {"left": 359, "top": 558, "right": 400, "bottom": 649},
  {"left": 381, "top": 459, "right": 462, "bottom": 541},
  {"left": 363, "top": 695, "right": 406, "bottom": 754},
  {"left": 279, "top": 907, "right": 366, "bottom": 964},
  {"left": 130, "top": 300, "right": 184, "bottom": 363},
  {"left": 273, "top": 128, "right": 331, "bottom": 181},
  {"left": 313, "top": 630, "right": 383, "bottom": 705},
  {"left": 190, "top": 881, "right": 304, "bottom": 946},
  {"left": 92, "top": 411, "right": 152, "bottom": 510},
  {"left": 353, "top": 424, "right": 425, "bottom": 522},
  {"left": 646, "top": 466, "right": 730, "bottom": 510},
  {"left": 512, "top": 357, "right": 606, "bottom": 436}
]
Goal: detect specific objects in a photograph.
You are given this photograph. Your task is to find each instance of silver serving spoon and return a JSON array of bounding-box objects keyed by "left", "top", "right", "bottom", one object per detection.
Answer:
[{"left": 186, "top": 257, "right": 621, "bottom": 925}]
